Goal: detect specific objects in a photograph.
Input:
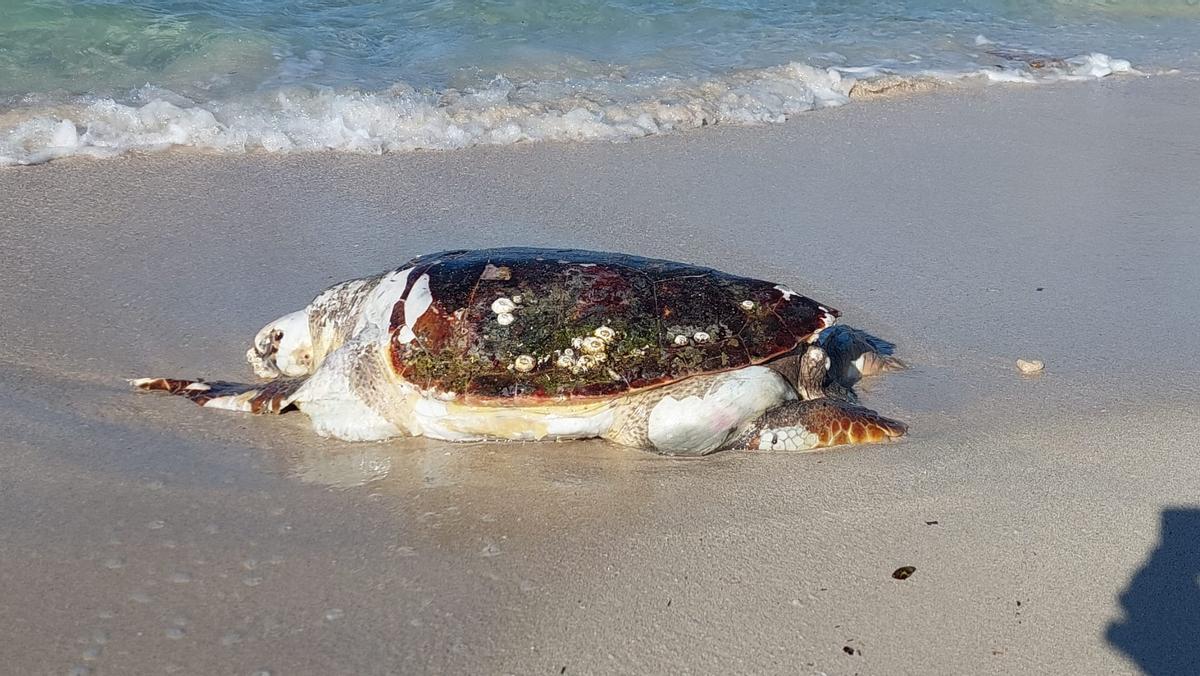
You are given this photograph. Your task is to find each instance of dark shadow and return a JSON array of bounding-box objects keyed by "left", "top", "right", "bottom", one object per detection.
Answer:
[{"left": 1106, "top": 508, "right": 1200, "bottom": 675}]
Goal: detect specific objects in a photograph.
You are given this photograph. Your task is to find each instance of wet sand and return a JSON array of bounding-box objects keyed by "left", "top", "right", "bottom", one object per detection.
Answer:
[{"left": 2, "top": 76, "right": 1199, "bottom": 675}]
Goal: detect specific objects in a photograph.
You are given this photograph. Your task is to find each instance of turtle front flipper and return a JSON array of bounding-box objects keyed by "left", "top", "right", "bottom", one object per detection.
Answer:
[
  {"left": 727, "top": 398, "right": 906, "bottom": 452},
  {"left": 131, "top": 377, "right": 306, "bottom": 414}
]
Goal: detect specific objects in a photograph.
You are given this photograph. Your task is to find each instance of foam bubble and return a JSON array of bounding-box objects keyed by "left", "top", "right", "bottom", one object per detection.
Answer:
[{"left": 1068, "top": 53, "right": 1135, "bottom": 78}]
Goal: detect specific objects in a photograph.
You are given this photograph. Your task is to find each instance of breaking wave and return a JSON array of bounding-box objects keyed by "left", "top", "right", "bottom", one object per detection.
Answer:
[{"left": 0, "top": 53, "right": 1137, "bottom": 166}]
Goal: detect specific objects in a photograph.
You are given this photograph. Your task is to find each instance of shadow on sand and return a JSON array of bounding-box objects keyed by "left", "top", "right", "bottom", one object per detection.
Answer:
[{"left": 1107, "top": 508, "right": 1200, "bottom": 675}]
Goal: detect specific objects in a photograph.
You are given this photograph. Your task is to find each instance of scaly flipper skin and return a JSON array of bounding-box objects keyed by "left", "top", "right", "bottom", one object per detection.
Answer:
[
  {"left": 131, "top": 377, "right": 306, "bottom": 414},
  {"left": 727, "top": 398, "right": 906, "bottom": 452}
]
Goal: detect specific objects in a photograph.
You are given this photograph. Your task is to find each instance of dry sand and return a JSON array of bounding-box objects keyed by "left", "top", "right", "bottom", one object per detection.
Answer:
[{"left": 2, "top": 76, "right": 1199, "bottom": 675}]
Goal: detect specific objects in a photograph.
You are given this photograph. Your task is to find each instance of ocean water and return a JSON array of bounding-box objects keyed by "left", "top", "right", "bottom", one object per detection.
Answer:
[{"left": 1, "top": 0, "right": 1198, "bottom": 164}]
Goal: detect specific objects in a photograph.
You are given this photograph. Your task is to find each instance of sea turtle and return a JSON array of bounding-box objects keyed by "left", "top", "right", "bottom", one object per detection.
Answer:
[{"left": 134, "top": 248, "right": 906, "bottom": 455}]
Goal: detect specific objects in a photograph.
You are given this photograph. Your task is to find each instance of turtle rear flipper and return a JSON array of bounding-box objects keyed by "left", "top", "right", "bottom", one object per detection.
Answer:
[{"left": 131, "top": 377, "right": 306, "bottom": 414}]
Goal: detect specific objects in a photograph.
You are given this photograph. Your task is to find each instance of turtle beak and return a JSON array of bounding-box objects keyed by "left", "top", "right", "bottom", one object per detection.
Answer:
[
  {"left": 247, "top": 325, "right": 283, "bottom": 379},
  {"left": 245, "top": 310, "right": 315, "bottom": 379}
]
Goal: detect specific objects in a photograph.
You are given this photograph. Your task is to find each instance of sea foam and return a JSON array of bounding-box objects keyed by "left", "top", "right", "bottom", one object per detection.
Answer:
[{"left": 0, "top": 55, "right": 1135, "bottom": 166}]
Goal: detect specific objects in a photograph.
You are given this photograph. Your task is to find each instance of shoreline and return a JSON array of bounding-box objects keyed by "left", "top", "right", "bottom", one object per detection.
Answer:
[
  {"left": 0, "top": 54, "right": 1147, "bottom": 167},
  {"left": 2, "top": 76, "right": 1199, "bottom": 674}
]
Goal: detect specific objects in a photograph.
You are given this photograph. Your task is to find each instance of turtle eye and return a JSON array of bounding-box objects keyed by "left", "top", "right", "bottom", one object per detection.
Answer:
[{"left": 259, "top": 329, "right": 283, "bottom": 356}]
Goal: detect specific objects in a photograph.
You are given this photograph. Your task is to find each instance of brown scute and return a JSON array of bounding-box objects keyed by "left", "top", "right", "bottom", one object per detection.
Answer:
[
  {"left": 384, "top": 248, "right": 834, "bottom": 402},
  {"left": 387, "top": 299, "right": 406, "bottom": 332}
]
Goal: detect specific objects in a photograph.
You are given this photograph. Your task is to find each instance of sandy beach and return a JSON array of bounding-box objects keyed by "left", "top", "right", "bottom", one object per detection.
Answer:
[{"left": 2, "top": 75, "right": 1199, "bottom": 674}]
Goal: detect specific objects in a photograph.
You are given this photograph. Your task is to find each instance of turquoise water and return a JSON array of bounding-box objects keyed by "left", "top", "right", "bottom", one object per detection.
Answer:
[{"left": 2, "top": 0, "right": 1198, "bottom": 163}]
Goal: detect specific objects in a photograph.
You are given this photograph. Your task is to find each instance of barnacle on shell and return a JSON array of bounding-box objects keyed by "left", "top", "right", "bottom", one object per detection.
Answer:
[{"left": 580, "top": 336, "right": 606, "bottom": 355}]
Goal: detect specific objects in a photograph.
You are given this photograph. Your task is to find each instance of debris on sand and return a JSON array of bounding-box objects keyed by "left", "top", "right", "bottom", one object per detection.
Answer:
[{"left": 1016, "top": 358, "right": 1045, "bottom": 374}]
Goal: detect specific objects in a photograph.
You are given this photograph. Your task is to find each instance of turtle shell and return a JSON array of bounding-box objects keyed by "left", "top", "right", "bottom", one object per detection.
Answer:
[{"left": 384, "top": 248, "right": 836, "bottom": 402}]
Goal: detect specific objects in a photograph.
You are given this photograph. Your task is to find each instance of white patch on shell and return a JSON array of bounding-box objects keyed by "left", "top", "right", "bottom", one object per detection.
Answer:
[
  {"left": 491, "top": 297, "right": 515, "bottom": 314},
  {"left": 357, "top": 267, "right": 413, "bottom": 334},
  {"left": 806, "top": 311, "right": 839, "bottom": 344},
  {"left": 775, "top": 284, "right": 796, "bottom": 300},
  {"left": 184, "top": 382, "right": 211, "bottom": 391},
  {"left": 496, "top": 312, "right": 515, "bottom": 326},
  {"left": 755, "top": 426, "right": 820, "bottom": 452},
  {"left": 646, "top": 366, "right": 795, "bottom": 454},
  {"left": 395, "top": 273, "right": 433, "bottom": 345}
]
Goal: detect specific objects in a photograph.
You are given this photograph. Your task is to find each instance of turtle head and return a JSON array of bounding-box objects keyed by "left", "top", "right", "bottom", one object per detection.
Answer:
[{"left": 246, "top": 310, "right": 316, "bottom": 378}]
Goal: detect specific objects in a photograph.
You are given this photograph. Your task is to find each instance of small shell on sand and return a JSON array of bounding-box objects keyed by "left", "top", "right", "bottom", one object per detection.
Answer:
[{"left": 1016, "top": 359, "right": 1045, "bottom": 374}]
